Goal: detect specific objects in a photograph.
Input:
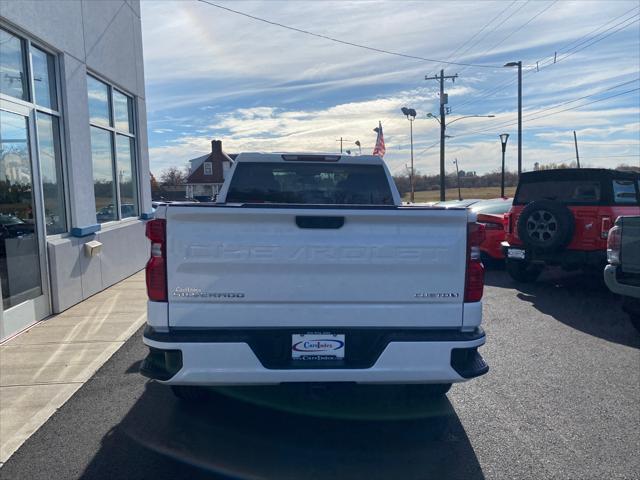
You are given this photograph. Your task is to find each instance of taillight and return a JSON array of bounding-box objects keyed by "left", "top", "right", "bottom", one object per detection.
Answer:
[
  {"left": 607, "top": 225, "right": 622, "bottom": 265},
  {"left": 601, "top": 217, "right": 612, "bottom": 239},
  {"left": 145, "top": 219, "right": 167, "bottom": 301},
  {"left": 465, "top": 222, "right": 485, "bottom": 302},
  {"left": 504, "top": 213, "right": 512, "bottom": 234}
]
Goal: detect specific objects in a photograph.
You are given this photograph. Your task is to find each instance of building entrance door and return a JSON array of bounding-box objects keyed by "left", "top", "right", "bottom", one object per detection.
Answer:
[{"left": 0, "top": 104, "right": 50, "bottom": 340}]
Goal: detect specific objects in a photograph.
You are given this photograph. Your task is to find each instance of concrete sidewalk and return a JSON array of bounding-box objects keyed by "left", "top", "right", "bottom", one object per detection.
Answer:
[{"left": 0, "top": 271, "right": 147, "bottom": 465}]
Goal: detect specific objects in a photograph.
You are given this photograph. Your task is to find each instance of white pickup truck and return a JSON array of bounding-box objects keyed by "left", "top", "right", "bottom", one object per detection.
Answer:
[{"left": 141, "top": 153, "right": 488, "bottom": 399}]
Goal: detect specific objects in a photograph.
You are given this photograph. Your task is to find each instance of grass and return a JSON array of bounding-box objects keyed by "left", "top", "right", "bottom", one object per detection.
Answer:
[{"left": 403, "top": 186, "right": 517, "bottom": 203}]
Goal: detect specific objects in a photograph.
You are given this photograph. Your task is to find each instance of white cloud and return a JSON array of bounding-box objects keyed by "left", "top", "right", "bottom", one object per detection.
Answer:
[{"left": 142, "top": 0, "right": 640, "bottom": 175}]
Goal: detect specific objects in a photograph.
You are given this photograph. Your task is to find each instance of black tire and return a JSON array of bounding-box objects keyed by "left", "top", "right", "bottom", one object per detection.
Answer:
[
  {"left": 171, "top": 385, "right": 208, "bottom": 401},
  {"left": 405, "top": 383, "right": 452, "bottom": 398},
  {"left": 517, "top": 200, "right": 574, "bottom": 253},
  {"left": 505, "top": 259, "right": 543, "bottom": 283},
  {"left": 630, "top": 315, "right": 640, "bottom": 333}
]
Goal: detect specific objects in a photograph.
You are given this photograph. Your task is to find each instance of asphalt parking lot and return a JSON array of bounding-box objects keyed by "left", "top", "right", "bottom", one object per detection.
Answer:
[{"left": 1, "top": 268, "right": 638, "bottom": 480}]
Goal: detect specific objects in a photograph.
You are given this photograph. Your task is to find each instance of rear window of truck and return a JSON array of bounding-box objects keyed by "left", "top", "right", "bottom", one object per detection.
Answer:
[{"left": 225, "top": 162, "right": 394, "bottom": 205}]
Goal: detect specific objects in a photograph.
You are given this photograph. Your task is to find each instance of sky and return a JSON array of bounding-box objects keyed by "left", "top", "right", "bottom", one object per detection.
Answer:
[{"left": 140, "top": 0, "right": 640, "bottom": 177}]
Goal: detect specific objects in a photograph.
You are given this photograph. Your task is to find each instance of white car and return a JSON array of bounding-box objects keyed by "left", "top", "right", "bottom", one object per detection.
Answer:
[{"left": 141, "top": 153, "right": 488, "bottom": 399}]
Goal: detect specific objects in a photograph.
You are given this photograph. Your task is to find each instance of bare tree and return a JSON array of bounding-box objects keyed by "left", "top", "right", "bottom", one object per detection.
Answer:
[{"left": 159, "top": 166, "right": 187, "bottom": 186}]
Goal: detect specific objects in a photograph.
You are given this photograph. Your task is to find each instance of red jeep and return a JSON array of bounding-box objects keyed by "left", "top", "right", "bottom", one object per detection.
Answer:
[{"left": 502, "top": 168, "right": 640, "bottom": 282}]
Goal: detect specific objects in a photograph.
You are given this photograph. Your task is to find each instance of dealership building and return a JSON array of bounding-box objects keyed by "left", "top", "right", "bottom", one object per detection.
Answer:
[{"left": 0, "top": 1, "right": 152, "bottom": 340}]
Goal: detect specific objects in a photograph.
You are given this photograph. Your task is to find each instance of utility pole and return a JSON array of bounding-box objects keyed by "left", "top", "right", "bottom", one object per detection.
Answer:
[
  {"left": 425, "top": 69, "right": 458, "bottom": 201},
  {"left": 453, "top": 158, "right": 462, "bottom": 201},
  {"left": 573, "top": 130, "right": 581, "bottom": 168},
  {"left": 335, "top": 137, "right": 352, "bottom": 153}
]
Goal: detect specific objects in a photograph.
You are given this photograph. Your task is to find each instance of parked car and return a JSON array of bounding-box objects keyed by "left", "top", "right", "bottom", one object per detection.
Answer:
[
  {"left": 436, "top": 198, "right": 482, "bottom": 208},
  {"left": 141, "top": 153, "right": 489, "bottom": 401},
  {"left": 471, "top": 198, "right": 513, "bottom": 262},
  {"left": 502, "top": 168, "right": 640, "bottom": 282},
  {"left": 96, "top": 204, "right": 116, "bottom": 222},
  {"left": 604, "top": 216, "right": 640, "bottom": 332},
  {"left": 0, "top": 213, "right": 35, "bottom": 239}
]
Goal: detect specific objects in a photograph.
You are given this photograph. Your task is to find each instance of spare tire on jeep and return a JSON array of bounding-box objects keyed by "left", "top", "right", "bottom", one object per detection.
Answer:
[{"left": 517, "top": 200, "right": 574, "bottom": 253}]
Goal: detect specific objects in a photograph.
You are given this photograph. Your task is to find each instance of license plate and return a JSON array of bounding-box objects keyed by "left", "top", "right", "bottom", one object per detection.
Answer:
[
  {"left": 292, "top": 333, "right": 345, "bottom": 360},
  {"left": 507, "top": 248, "right": 526, "bottom": 260}
]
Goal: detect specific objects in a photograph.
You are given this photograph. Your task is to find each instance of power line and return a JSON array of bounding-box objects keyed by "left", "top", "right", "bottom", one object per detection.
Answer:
[
  {"left": 452, "top": 14, "right": 638, "bottom": 115},
  {"left": 516, "top": 78, "right": 640, "bottom": 120},
  {"left": 452, "top": 0, "right": 531, "bottom": 70},
  {"left": 416, "top": 139, "right": 441, "bottom": 156},
  {"left": 432, "top": 0, "right": 519, "bottom": 73},
  {"left": 197, "top": 0, "right": 502, "bottom": 68},
  {"left": 529, "top": 12, "right": 640, "bottom": 75},
  {"left": 526, "top": 5, "right": 639, "bottom": 69},
  {"left": 483, "top": 1, "right": 558, "bottom": 55},
  {"left": 458, "top": 0, "right": 558, "bottom": 74},
  {"left": 453, "top": 8, "right": 639, "bottom": 111},
  {"left": 550, "top": 15, "right": 639, "bottom": 66},
  {"left": 582, "top": 154, "right": 640, "bottom": 158},
  {"left": 435, "top": 0, "right": 522, "bottom": 72},
  {"left": 450, "top": 85, "right": 640, "bottom": 138},
  {"left": 544, "top": 141, "right": 640, "bottom": 146},
  {"left": 465, "top": 86, "right": 640, "bottom": 135},
  {"left": 456, "top": 76, "right": 639, "bottom": 130}
]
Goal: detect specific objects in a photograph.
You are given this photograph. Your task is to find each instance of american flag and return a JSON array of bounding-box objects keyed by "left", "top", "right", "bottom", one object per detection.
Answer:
[{"left": 372, "top": 121, "right": 385, "bottom": 157}]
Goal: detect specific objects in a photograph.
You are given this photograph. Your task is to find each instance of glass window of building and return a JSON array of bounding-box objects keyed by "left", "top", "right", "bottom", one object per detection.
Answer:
[
  {"left": 36, "top": 113, "right": 67, "bottom": 234},
  {"left": 91, "top": 127, "right": 117, "bottom": 223},
  {"left": 87, "top": 75, "right": 111, "bottom": 127},
  {"left": 116, "top": 135, "right": 138, "bottom": 218},
  {"left": 0, "top": 28, "right": 28, "bottom": 101},
  {"left": 31, "top": 46, "right": 57, "bottom": 110},
  {"left": 1, "top": 28, "right": 67, "bottom": 236},
  {"left": 87, "top": 75, "right": 138, "bottom": 223},
  {"left": 113, "top": 90, "right": 132, "bottom": 133}
]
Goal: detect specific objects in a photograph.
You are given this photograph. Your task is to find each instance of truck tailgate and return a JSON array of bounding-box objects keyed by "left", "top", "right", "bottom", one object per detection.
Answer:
[{"left": 165, "top": 206, "right": 469, "bottom": 328}]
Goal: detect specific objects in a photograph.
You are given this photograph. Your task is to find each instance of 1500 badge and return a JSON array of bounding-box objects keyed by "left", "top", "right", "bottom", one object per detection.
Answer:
[{"left": 172, "top": 287, "right": 245, "bottom": 298}]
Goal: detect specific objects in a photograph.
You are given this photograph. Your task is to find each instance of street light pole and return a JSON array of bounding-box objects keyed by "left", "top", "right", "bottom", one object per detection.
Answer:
[
  {"left": 410, "top": 118, "right": 414, "bottom": 202},
  {"left": 504, "top": 61, "right": 522, "bottom": 175},
  {"left": 426, "top": 112, "right": 495, "bottom": 199},
  {"left": 499, "top": 134, "right": 509, "bottom": 198},
  {"left": 401, "top": 107, "right": 417, "bottom": 202},
  {"left": 439, "top": 72, "right": 446, "bottom": 202}
]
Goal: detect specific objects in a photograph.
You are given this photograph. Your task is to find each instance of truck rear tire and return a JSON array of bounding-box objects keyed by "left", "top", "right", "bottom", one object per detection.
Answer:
[
  {"left": 506, "top": 259, "right": 543, "bottom": 283},
  {"left": 630, "top": 314, "right": 640, "bottom": 333},
  {"left": 171, "top": 385, "right": 208, "bottom": 401}
]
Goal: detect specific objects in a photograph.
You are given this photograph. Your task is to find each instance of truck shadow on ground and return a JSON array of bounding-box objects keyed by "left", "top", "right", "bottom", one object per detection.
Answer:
[
  {"left": 81, "top": 382, "right": 485, "bottom": 480},
  {"left": 485, "top": 269, "right": 640, "bottom": 349}
]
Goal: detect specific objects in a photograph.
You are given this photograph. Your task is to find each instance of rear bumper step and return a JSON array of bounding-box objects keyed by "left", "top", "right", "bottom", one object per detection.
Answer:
[{"left": 140, "top": 326, "right": 487, "bottom": 385}]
